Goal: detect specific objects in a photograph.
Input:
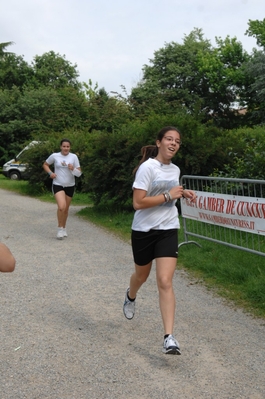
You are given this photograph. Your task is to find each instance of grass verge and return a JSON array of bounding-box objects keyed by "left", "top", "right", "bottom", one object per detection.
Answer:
[{"left": 1, "top": 174, "right": 265, "bottom": 319}]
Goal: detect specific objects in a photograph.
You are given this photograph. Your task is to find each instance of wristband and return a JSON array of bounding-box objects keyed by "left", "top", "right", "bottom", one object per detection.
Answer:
[
  {"left": 48, "top": 171, "right": 52, "bottom": 176},
  {"left": 72, "top": 168, "right": 82, "bottom": 177}
]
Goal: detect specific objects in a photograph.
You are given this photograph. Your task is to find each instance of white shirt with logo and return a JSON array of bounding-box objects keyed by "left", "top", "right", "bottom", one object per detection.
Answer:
[
  {"left": 46, "top": 152, "right": 80, "bottom": 187},
  {"left": 132, "top": 158, "right": 180, "bottom": 232}
]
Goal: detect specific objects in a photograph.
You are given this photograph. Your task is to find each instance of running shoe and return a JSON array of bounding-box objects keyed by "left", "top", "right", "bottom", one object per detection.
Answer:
[
  {"left": 57, "top": 228, "right": 64, "bottom": 240},
  {"left": 162, "top": 334, "right": 181, "bottom": 355},
  {"left": 63, "top": 228, "right": 68, "bottom": 237},
  {"left": 123, "top": 287, "right": 135, "bottom": 319}
]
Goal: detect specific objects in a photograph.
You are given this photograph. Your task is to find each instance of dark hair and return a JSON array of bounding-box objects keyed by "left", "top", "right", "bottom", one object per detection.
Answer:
[
  {"left": 60, "top": 138, "right": 71, "bottom": 146},
  {"left": 133, "top": 126, "right": 181, "bottom": 176}
]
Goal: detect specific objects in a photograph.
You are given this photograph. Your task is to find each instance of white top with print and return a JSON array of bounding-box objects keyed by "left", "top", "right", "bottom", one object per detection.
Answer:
[
  {"left": 132, "top": 158, "right": 180, "bottom": 232},
  {"left": 46, "top": 152, "right": 80, "bottom": 187}
]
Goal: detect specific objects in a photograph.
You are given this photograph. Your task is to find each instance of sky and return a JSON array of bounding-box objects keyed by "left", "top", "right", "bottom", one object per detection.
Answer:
[{"left": 1, "top": 0, "right": 264, "bottom": 95}]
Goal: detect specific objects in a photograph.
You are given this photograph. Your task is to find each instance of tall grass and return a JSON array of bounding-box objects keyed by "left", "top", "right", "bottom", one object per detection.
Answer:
[{"left": 1, "top": 174, "right": 264, "bottom": 319}]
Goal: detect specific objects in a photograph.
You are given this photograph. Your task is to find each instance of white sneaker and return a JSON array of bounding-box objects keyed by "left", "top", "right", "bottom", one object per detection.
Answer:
[
  {"left": 57, "top": 228, "right": 64, "bottom": 240},
  {"left": 63, "top": 228, "right": 68, "bottom": 237},
  {"left": 123, "top": 288, "right": 135, "bottom": 319},
  {"left": 162, "top": 334, "right": 181, "bottom": 355}
]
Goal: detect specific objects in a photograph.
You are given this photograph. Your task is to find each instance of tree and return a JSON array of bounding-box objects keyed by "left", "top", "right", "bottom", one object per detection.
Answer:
[
  {"left": 130, "top": 29, "right": 249, "bottom": 128},
  {"left": 243, "top": 50, "right": 265, "bottom": 125},
  {"left": 130, "top": 29, "right": 211, "bottom": 117},
  {"left": 31, "top": 51, "right": 81, "bottom": 90},
  {"left": 0, "top": 53, "right": 33, "bottom": 90},
  {"left": 0, "top": 50, "right": 92, "bottom": 162},
  {"left": 245, "top": 18, "right": 265, "bottom": 48},
  {"left": 0, "top": 42, "right": 14, "bottom": 57},
  {"left": 197, "top": 36, "right": 250, "bottom": 127},
  {"left": 81, "top": 80, "right": 134, "bottom": 132},
  {"left": 243, "top": 19, "right": 265, "bottom": 124}
]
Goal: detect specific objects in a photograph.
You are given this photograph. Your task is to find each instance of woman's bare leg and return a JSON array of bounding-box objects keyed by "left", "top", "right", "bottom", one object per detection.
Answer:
[
  {"left": 128, "top": 262, "right": 152, "bottom": 299},
  {"left": 156, "top": 257, "right": 177, "bottom": 335},
  {"left": 54, "top": 192, "right": 72, "bottom": 228}
]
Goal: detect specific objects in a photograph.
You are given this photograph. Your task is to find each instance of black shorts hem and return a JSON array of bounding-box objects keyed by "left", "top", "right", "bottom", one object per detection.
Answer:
[
  {"left": 131, "top": 229, "right": 179, "bottom": 266},
  {"left": 52, "top": 184, "right": 75, "bottom": 198}
]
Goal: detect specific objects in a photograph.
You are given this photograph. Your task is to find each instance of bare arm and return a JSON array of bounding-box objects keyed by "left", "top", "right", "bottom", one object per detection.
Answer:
[
  {"left": 133, "top": 185, "right": 184, "bottom": 210},
  {"left": 43, "top": 161, "right": 56, "bottom": 178},
  {"left": 0, "top": 243, "right": 16, "bottom": 272}
]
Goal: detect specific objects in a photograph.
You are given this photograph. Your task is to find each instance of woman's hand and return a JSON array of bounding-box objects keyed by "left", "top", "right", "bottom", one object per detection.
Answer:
[
  {"left": 168, "top": 186, "right": 184, "bottom": 200},
  {"left": 182, "top": 189, "right": 197, "bottom": 203}
]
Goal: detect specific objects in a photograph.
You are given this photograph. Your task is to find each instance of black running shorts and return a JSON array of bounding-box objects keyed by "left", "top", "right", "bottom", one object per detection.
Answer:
[
  {"left": 131, "top": 229, "right": 179, "bottom": 266},
  {"left": 52, "top": 184, "right": 75, "bottom": 198}
]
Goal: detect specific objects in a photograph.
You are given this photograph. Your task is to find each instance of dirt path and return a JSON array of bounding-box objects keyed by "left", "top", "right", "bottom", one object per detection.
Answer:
[{"left": 0, "top": 189, "right": 264, "bottom": 399}]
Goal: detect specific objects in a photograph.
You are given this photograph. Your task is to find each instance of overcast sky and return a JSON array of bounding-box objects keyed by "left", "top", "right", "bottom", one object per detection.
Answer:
[{"left": 1, "top": 0, "right": 264, "bottom": 95}]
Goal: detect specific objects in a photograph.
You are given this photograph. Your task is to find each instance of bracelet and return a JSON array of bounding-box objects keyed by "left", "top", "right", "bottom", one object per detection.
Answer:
[{"left": 163, "top": 192, "right": 170, "bottom": 202}]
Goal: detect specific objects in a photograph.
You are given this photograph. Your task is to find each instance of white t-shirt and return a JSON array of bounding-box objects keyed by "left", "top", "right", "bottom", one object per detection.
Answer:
[
  {"left": 132, "top": 158, "right": 181, "bottom": 232},
  {"left": 45, "top": 152, "right": 80, "bottom": 187}
]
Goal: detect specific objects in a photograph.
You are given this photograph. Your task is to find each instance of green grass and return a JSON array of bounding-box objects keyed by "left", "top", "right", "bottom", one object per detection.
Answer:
[
  {"left": 177, "top": 235, "right": 265, "bottom": 319},
  {"left": 0, "top": 174, "right": 93, "bottom": 206},
  {"left": 1, "top": 173, "right": 264, "bottom": 319}
]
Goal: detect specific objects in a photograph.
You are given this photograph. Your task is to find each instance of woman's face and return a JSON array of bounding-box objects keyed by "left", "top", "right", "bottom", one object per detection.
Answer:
[
  {"left": 60, "top": 141, "right": 71, "bottom": 156},
  {"left": 156, "top": 130, "right": 181, "bottom": 162}
]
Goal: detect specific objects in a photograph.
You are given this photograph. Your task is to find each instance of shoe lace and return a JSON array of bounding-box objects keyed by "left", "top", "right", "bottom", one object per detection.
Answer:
[
  {"left": 166, "top": 335, "right": 178, "bottom": 348},
  {"left": 125, "top": 299, "right": 134, "bottom": 308}
]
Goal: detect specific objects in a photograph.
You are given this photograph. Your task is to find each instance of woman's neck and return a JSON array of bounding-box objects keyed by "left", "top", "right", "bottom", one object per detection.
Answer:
[{"left": 155, "top": 156, "right": 171, "bottom": 165}]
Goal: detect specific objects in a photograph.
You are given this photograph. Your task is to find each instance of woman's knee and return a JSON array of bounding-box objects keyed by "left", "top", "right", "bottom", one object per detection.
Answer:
[
  {"left": 57, "top": 202, "right": 68, "bottom": 213},
  {"left": 134, "top": 265, "right": 151, "bottom": 284},
  {"left": 157, "top": 276, "right": 173, "bottom": 291},
  {"left": 136, "top": 273, "right": 149, "bottom": 284}
]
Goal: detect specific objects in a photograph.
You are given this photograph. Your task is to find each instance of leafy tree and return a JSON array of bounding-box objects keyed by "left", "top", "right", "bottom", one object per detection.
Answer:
[
  {"left": 81, "top": 113, "right": 233, "bottom": 208},
  {"left": 243, "top": 19, "right": 265, "bottom": 124},
  {"left": 0, "top": 84, "right": 91, "bottom": 162},
  {"left": 87, "top": 89, "right": 133, "bottom": 132},
  {"left": 130, "top": 29, "right": 211, "bottom": 117},
  {"left": 0, "top": 41, "right": 14, "bottom": 57},
  {"left": 31, "top": 51, "right": 81, "bottom": 90},
  {"left": 243, "top": 50, "right": 265, "bottom": 125},
  {"left": 212, "top": 126, "right": 265, "bottom": 180},
  {"left": 130, "top": 29, "right": 250, "bottom": 128},
  {"left": 0, "top": 50, "right": 92, "bottom": 162},
  {"left": 245, "top": 18, "right": 265, "bottom": 48},
  {"left": 197, "top": 36, "right": 250, "bottom": 127},
  {"left": 0, "top": 53, "right": 33, "bottom": 90}
]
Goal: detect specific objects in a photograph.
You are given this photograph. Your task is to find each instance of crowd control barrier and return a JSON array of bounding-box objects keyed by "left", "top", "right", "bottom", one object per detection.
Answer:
[{"left": 179, "top": 176, "right": 265, "bottom": 257}]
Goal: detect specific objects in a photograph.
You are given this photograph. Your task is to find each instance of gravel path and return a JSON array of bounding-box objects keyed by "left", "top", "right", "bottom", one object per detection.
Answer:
[{"left": 0, "top": 188, "right": 264, "bottom": 399}]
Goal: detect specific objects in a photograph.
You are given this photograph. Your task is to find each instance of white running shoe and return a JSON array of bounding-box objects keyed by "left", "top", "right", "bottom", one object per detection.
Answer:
[
  {"left": 162, "top": 334, "right": 181, "bottom": 355},
  {"left": 63, "top": 228, "right": 68, "bottom": 237},
  {"left": 57, "top": 228, "right": 64, "bottom": 240},
  {"left": 123, "top": 288, "right": 135, "bottom": 319}
]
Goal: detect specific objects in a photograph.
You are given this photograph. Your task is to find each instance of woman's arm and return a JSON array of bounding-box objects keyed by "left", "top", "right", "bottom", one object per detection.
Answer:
[
  {"left": 133, "top": 185, "right": 184, "bottom": 210},
  {"left": 0, "top": 243, "right": 16, "bottom": 272},
  {"left": 133, "top": 189, "right": 165, "bottom": 210},
  {"left": 43, "top": 161, "right": 56, "bottom": 178}
]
